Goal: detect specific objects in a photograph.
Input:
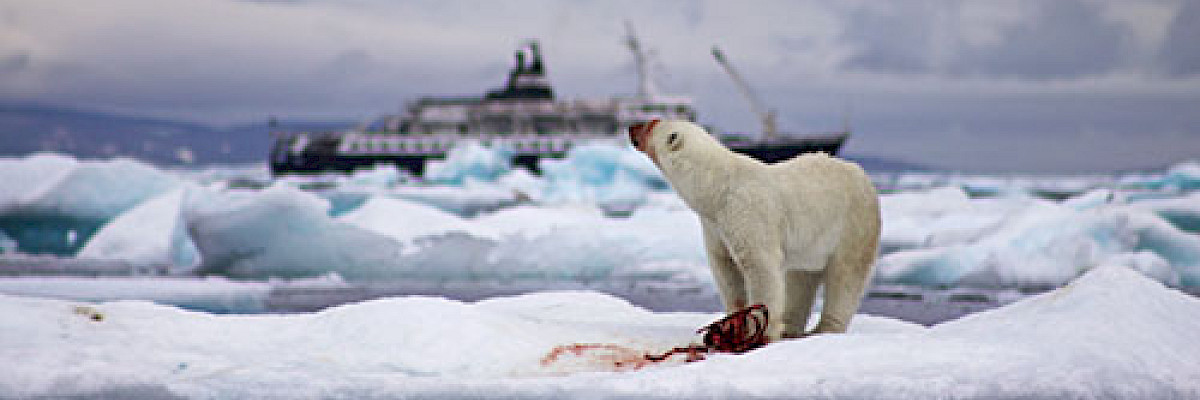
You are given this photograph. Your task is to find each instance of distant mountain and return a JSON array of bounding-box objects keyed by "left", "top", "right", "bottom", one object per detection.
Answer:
[{"left": 0, "top": 103, "right": 348, "bottom": 165}]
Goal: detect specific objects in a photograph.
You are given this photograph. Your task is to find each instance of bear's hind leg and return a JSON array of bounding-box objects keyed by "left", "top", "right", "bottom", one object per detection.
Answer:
[
  {"left": 781, "top": 270, "right": 821, "bottom": 339},
  {"left": 813, "top": 252, "right": 871, "bottom": 334}
]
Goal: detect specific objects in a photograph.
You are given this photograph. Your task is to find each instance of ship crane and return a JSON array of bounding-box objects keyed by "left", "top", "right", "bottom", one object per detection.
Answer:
[
  {"left": 711, "top": 46, "right": 778, "bottom": 141},
  {"left": 624, "top": 22, "right": 659, "bottom": 100}
]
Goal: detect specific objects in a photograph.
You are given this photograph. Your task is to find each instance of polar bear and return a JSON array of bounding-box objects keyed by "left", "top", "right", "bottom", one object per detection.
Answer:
[{"left": 629, "top": 120, "right": 880, "bottom": 340}]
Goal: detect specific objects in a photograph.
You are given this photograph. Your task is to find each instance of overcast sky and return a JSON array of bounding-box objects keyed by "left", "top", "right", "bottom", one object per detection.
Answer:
[{"left": 2, "top": 0, "right": 1198, "bottom": 172}]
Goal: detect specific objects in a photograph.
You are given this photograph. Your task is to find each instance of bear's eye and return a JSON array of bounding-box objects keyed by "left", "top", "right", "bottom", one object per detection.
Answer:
[{"left": 668, "top": 133, "right": 679, "bottom": 145}]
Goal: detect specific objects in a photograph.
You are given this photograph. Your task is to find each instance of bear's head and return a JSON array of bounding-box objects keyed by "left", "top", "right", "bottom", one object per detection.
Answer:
[{"left": 628, "top": 119, "right": 710, "bottom": 168}]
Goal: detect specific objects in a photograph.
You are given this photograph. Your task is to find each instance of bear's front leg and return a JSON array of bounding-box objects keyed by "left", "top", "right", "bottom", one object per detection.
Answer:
[
  {"left": 703, "top": 222, "right": 746, "bottom": 312},
  {"left": 728, "top": 242, "right": 786, "bottom": 341}
]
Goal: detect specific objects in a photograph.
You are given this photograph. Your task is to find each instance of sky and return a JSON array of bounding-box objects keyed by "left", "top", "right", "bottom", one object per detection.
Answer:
[{"left": 1, "top": 0, "right": 1198, "bottom": 173}]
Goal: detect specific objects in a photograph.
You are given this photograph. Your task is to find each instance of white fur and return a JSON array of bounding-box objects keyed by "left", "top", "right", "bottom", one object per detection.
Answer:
[{"left": 636, "top": 120, "right": 881, "bottom": 339}]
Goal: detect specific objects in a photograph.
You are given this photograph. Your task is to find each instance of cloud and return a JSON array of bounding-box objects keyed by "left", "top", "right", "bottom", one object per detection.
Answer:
[
  {"left": 1159, "top": 0, "right": 1200, "bottom": 77},
  {"left": 0, "top": 0, "right": 1196, "bottom": 172},
  {"left": 0, "top": 53, "right": 30, "bottom": 74},
  {"left": 0, "top": 0, "right": 542, "bottom": 121},
  {"left": 837, "top": 0, "right": 1136, "bottom": 80},
  {"left": 954, "top": 1, "right": 1133, "bottom": 79}
]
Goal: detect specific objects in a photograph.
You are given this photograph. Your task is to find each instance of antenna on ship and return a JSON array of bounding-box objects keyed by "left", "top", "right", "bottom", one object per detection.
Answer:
[
  {"left": 712, "top": 46, "right": 778, "bottom": 141},
  {"left": 624, "top": 21, "right": 659, "bottom": 100}
]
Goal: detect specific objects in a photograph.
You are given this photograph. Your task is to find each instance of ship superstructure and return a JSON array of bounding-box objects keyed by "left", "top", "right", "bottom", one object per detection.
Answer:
[{"left": 270, "top": 29, "right": 844, "bottom": 176}]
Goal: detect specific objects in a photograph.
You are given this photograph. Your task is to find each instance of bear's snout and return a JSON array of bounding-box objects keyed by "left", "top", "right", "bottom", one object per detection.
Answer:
[
  {"left": 628, "top": 125, "right": 642, "bottom": 149},
  {"left": 628, "top": 119, "right": 660, "bottom": 153}
]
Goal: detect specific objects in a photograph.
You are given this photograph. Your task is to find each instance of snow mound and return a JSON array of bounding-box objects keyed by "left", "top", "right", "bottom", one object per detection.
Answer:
[
  {"left": 388, "top": 180, "right": 523, "bottom": 217},
  {"left": 876, "top": 187, "right": 1200, "bottom": 287},
  {"left": 0, "top": 153, "right": 180, "bottom": 255},
  {"left": 337, "top": 196, "right": 500, "bottom": 246},
  {"left": 1132, "top": 191, "right": 1200, "bottom": 233},
  {"left": 178, "top": 193, "right": 707, "bottom": 282},
  {"left": 466, "top": 205, "right": 707, "bottom": 281},
  {"left": 77, "top": 186, "right": 199, "bottom": 271},
  {"left": 0, "top": 153, "right": 178, "bottom": 220},
  {"left": 1, "top": 266, "right": 1196, "bottom": 398},
  {"left": 660, "top": 265, "right": 1200, "bottom": 399},
  {"left": 1163, "top": 160, "right": 1200, "bottom": 191},
  {"left": 538, "top": 143, "right": 666, "bottom": 208},
  {"left": 184, "top": 185, "right": 404, "bottom": 279},
  {"left": 425, "top": 141, "right": 513, "bottom": 185}
]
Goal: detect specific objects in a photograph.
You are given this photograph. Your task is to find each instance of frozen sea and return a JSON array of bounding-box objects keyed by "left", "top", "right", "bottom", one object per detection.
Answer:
[{"left": 2, "top": 146, "right": 1200, "bottom": 398}]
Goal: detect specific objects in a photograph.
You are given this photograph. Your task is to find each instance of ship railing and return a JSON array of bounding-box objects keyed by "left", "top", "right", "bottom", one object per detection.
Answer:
[{"left": 337, "top": 132, "right": 624, "bottom": 156}]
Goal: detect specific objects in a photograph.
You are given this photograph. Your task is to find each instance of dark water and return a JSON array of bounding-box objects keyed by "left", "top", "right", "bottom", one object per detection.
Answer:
[{"left": 267, "top": 280, "right": 1033, "bottom": 326}]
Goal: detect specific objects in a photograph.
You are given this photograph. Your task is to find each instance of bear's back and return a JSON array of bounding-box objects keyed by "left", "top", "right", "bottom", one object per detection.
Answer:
[{"left": 767, "top": 152, "right": 876, "bottom": 206}]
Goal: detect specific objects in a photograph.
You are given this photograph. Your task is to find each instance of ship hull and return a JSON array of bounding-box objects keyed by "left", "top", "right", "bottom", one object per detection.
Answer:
[{"left": 726, "top": 133, "right": 848, "bottom": 164}]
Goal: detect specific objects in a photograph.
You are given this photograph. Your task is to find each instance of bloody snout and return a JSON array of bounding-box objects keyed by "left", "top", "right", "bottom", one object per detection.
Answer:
[{"left": 628, "top": 120, "right": 659, "bottom": 152}]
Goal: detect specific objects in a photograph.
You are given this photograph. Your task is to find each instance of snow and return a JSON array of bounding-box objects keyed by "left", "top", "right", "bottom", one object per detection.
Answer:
[
  {"left": 387, "top": 180, "right": 524, "bottom": 216},
  {"left": 0, "top": 153, "right": 179, "bottom": 220},
  {"left": 1131, "top": 191, "right": 1200, "bottom": 233},
  {"left": 466, "top": 205, "right": 708, "bottom": 281},
  {"left": 176, "top": 185, "right": 708, "bottom": 282},
  {"left": 1, "top": 265, "right": 1197, "bottom": 398},
  {"left": 183, "top": 185, "right": 406, "bottom": 279},
  {"left": 0, "top": 154, "right": 180, "bottom": 255},
  {"left": 1163, "top": 160, "right": 1200, "bottom": 191},
  {"left": 76, "top": 186, "right": 199, "bottom": 271},
  {"left": 537, "top": 143, "right": 667, "bottom": 209},
  {"left": 425, "top": 140, "right": 513, "bottom": 185},
  {"left": 0, "top": 153, "right": 78, "bottom": 212},
  {"left": 3, "top": 153, "right": 1200, "bottom": 397},
  {"left": 876, "top": 186, "right": 1200, "bottom": 287},
  {"left": 337, "top": 196, "right": 501, "bottom": 247},
  {"left": 2, "top": 153, "right": 1199, "bottom": 289},
  {"left": 160, "top": 166, "right": 706, "bottom": 282}
]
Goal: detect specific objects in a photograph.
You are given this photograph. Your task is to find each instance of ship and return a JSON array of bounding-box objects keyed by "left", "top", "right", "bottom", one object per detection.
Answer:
[{"left": 269, "top": 27, "right": 847, "bottom": 176}]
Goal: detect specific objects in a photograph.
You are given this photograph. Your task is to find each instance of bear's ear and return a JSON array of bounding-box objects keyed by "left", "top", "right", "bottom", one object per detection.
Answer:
[{"left": 667, "top": 131, "right": 684, "bottom": 152}]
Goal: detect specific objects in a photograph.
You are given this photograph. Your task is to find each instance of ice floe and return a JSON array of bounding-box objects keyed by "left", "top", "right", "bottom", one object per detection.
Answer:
[{"left": 0, "top": 265, "right": 1195, "bottom": 398}]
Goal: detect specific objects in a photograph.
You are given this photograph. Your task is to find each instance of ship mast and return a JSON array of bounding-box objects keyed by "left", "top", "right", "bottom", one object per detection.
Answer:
[
  {"left": 712, "top": 46, "right": 778, "bottom": 141},
  {"left": 624, "top": 22, "right": 659, "bottom": 100}
]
